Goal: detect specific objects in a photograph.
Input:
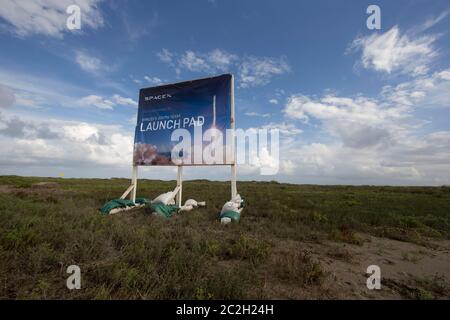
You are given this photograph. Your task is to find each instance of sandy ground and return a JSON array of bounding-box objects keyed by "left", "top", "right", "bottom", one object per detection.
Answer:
[{"left": 269, "top": 235, "right": 450, "bottom": 299}]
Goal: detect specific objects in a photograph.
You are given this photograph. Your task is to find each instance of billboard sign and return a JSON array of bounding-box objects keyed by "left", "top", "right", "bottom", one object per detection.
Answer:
[{"left": 133, "top": 74, "right": 233, "bottom": 166}]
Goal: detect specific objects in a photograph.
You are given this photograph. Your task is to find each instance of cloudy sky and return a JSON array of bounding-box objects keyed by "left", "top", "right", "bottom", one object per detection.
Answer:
[{"left": 1, "top": 0, "right": 450, "bottom": 185}]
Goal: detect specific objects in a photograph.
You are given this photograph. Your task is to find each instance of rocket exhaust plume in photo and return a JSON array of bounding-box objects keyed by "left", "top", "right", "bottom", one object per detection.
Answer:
[{"left": 212, "top": 95, "right": 216, "bottom": 129}]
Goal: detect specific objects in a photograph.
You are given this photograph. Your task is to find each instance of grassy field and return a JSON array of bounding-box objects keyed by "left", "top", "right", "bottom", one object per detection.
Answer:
[{"left": 1, "top": 175, "right": 449, "bottom": 299}]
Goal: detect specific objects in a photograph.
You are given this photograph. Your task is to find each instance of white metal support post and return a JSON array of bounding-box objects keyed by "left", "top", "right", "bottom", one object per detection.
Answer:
[
  {"left": 231, "top": 164, "right": 237, "bottom": 199},
  {"left": 176, "top": 165, "right": 183, "bottom": 206},
  {"left": 230, "top": 74, "right": 237, "bottom": 199},
  {"left": 131, "top": 165, "right": 138, "bottom": 203}
]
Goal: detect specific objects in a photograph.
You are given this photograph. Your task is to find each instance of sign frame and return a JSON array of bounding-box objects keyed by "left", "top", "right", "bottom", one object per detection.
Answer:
[{"left": 121, "top": 74, "right": 237, "bottom": 206}]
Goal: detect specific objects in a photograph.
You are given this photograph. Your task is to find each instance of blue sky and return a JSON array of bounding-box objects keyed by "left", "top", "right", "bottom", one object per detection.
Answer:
[{"left": 1, "top": 0, "right": 450, "bottom": 185}]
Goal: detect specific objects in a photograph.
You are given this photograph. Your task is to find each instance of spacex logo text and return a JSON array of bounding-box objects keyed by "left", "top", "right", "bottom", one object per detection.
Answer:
[{"left": 145, "top": 94, "right": 173, "bottom": 101}]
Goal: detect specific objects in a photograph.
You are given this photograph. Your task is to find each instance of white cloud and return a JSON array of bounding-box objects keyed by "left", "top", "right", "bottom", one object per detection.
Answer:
[
  {"left": 278, "top": 67, "right": 450, "bottom": 184},
  {"left": 159, "top": 49, "right": 237, "bottom": 74},
  {"left": 157, "top": 49, "right": 290, "bottom": 88},
  {"left": 78, "top": 95, "right": 114, "bottom": 110},
  {"left": 207, "top": 49, "right": 238, "bottom": 71},
  {"left": 280, "top": 142, "right": 429, "bottom": 184},
  {"left": 178, "top": 50, "right": 237, "bottom": 73},
  {"left": 14, "top": 91, "right": 46, "bottom": 109},
  {"left": 178, "top": 51, "right": 208, "bottom": 72},
  {"left": 0, "top": 0, "right": 104, "bottom": 38},
  {"left": 239, "top": 56, "right": 290, "bottom": 88},
  {"left": 63, "top": 122, "right": 99, "bottom": 142},
  {"left": 0, "top": 114, "right": 133, "bottom": 168},
  {"left": 290, "top": 127, "right": 450, "bottom": 185},
  {"left": 269, "top": 99, "right": 279, "bottom": 105},
  {"left": 144, "top": 76, "right": 164, "bottom": 86},
  {"left": 349, "top": 26, "right": 438, "bottom": 76},
  {"left": 0, "top": 69, "right": 97, "bottom": 113},
  {"left": 157, "top": 48, "right": 174, "bottom": 64},
  {"left": 130, "top": 75, "right": 142, "bottom": 85},
  {"left": 78, "top": 94, "right": 137, "bottom": 109},
  {"left": 112, "top": 94, "right": 137, "bottom": 107},
  {"left": 285, "top": 95, "right": 395, "bottom": 125},
  {"left": 75, "top": 50, "right": 107, "bottom": 74},
  {"left": 284, "top": 94, "right": 411, "bottom": 149},
  {"left": 235, "top": 121, "right": 302, "bottom": 176},
  {"left": 259, "top": 122, "right": 303, "bottom": 136},
  {"left": 418, "top": 11, "right": 448, "bottom": 32},
  {"left": 245, "top": 112, "right": 271, "bottom": 118},
  {"left": 382, "top": 69, "right": 450, "bottom": 108},
  {"left": 437, "top": 69, "right": 450, "bottom": 80},
  {"left": 0, "top": 114, "right": 57, "bottom": 140},
  {"left": 0, "top": 70, "right": 139, "bottom": 176},
  {"left": 381, "top": 68, "right": 450, "bottom": 108}
]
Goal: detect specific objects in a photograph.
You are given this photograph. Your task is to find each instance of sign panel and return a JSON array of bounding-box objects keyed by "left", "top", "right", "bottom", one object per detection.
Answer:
[{"left": 133, "top": 74, "right": 233, "bottom": 166}]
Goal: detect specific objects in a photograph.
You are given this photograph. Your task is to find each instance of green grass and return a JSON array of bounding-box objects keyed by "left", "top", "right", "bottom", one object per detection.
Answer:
[{"left": 0, "top": 175, "right": 449, "bottom": 299}]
